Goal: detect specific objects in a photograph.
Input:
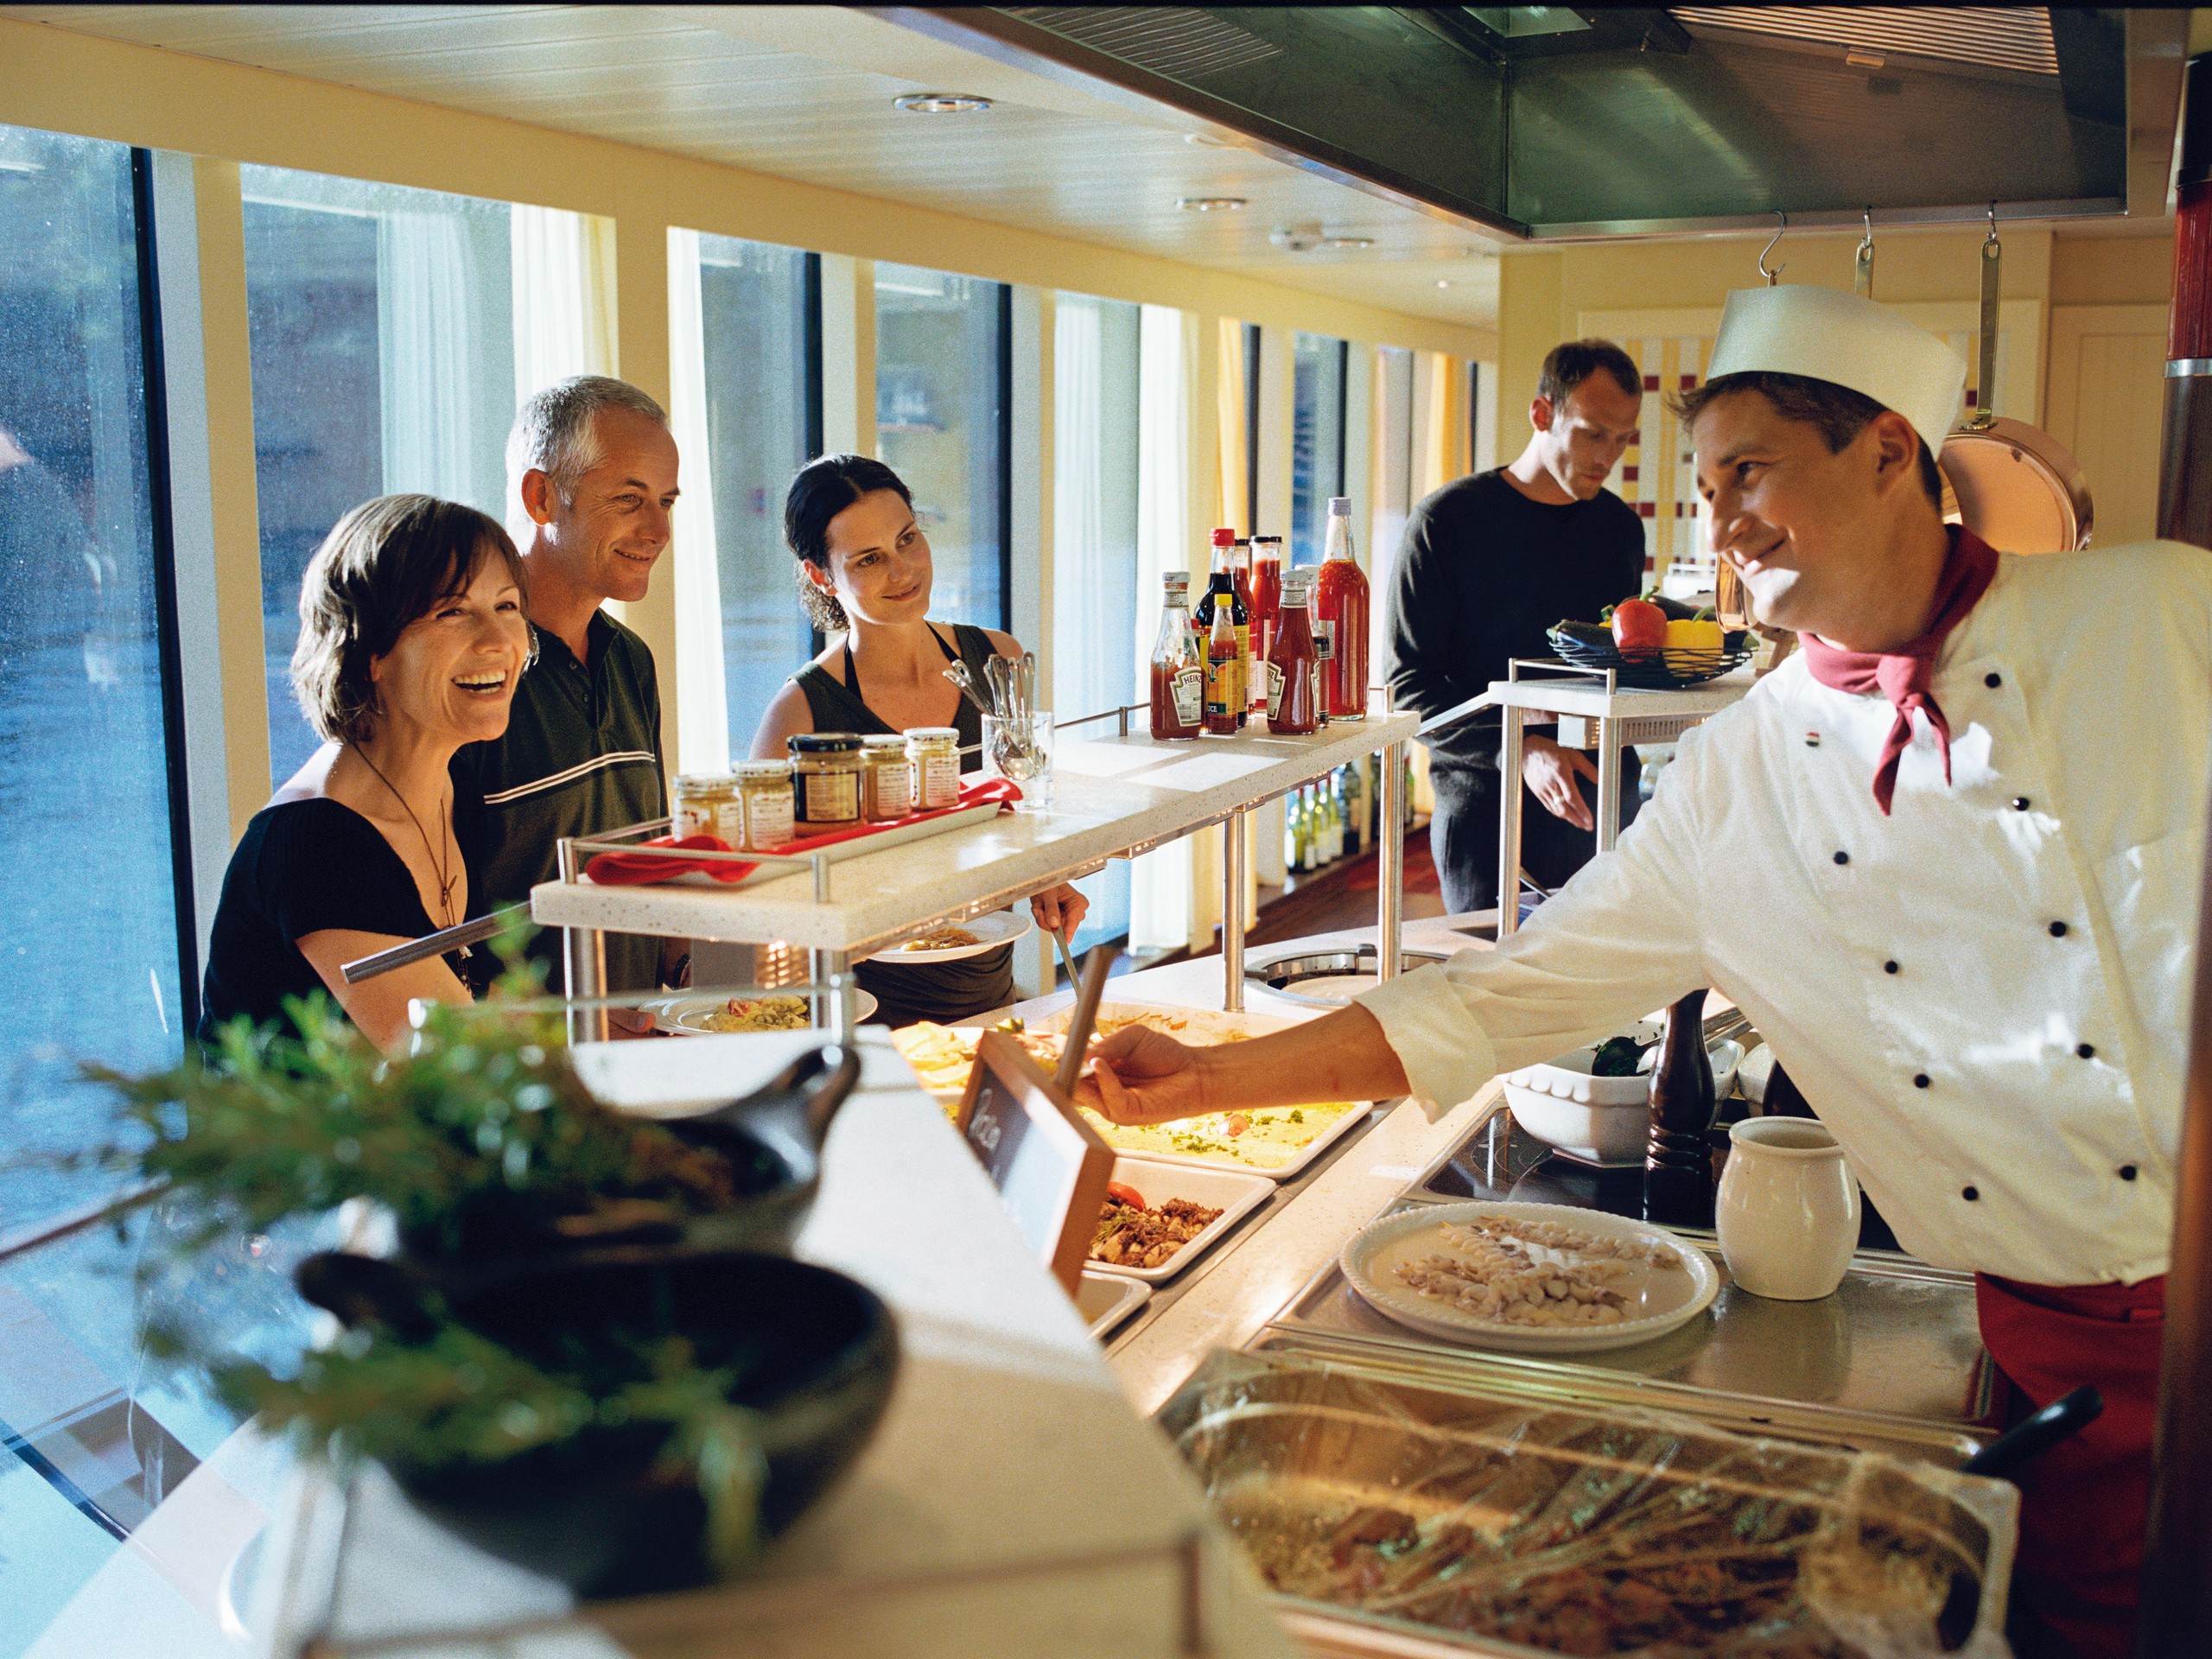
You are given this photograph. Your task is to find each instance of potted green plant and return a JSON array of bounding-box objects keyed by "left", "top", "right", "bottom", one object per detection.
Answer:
[{"left": 60, "top": 976, "right": 896, "bottom": 1597}]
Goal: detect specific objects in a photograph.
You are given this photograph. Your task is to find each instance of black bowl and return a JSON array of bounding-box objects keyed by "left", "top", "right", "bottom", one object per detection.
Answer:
[
  {"left": 1547, "top": 626, "right": 1756, "bottom": 690},
  {"left": 375, "top": 1249, "right": 899, "bottom": 1598}
]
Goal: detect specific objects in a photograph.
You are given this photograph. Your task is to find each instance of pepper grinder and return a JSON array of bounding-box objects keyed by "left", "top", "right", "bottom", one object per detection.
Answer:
[{"left": 1644, "top": 988, "right": 1718, "bottom": 1226}]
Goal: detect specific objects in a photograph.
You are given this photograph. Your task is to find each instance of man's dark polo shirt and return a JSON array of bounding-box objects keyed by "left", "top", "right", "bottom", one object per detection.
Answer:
[{"left": 453, "top": 609, "right": 665, "bottom": 993}]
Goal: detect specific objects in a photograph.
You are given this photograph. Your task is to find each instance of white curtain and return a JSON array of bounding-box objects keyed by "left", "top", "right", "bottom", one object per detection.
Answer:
[
  {"left": 1052, "top": 296, "right": 1112, "bottom": 721},
  {"left": 378, "top": 211, "right": 480, "bottom": 503},
  {"left": 512, "top": 203, "right": 618, "bottom": 403},
  {"left": 1128, "top": 305, "right": 1196, "bottom": 955},
  {"left": 666, "top": 228, "right": 729, "bottom": 774}
]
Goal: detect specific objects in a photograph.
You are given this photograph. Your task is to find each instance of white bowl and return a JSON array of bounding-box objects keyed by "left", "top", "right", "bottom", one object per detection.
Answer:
[{"left": 1503, "top": 1039, "right": 1744, "bottom": 1167}]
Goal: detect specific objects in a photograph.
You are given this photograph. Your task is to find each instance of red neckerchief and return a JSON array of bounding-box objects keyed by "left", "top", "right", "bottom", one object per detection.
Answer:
[{"left": 1797, "top": 527, "right": 2000, "bottom": 816}]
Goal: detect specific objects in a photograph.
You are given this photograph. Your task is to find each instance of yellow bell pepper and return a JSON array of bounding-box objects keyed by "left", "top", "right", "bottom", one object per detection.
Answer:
[{"left": 1662, "top": 618, "right": 1726, "bottom": 670}]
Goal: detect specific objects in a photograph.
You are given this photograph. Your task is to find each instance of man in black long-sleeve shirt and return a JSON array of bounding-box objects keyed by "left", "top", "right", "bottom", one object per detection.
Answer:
[{"left": 1386, "top": 340, "right": 1647, "bottom": 915}]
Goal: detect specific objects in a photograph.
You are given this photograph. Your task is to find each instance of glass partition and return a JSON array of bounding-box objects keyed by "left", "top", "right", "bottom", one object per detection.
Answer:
[
  {"left": 1291, "top": 331, "right": 1348, "bottom": 566},
  {"left": 874, "top": 263, "right": 1008, "bottom": 631},
  {"left": 0, "top": 120, "right": 196, "bottom": 1656},
  {"left": 240, "top": 168, "right": 517, "bottom": 783},
  {"left": 697, "top": 236, "right": 818, "bottom": 739}
]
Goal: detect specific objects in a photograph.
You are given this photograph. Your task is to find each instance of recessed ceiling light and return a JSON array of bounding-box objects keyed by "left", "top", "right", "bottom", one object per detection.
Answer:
[
  {"left": 1325, "top": 235, "right": 1376, "bottom": 250},
  {"left": 1179, "top": 197, "right": 1247, "bottom": 213},
  {"left": 893, "top": 92, "right": 992, "bottom": 114},
  {"left": 1185, "top": 132, "right": 1231, "bottom": 148},
  {"left": 1436, "top": 279, "right": 1452, "bottom": 289}
]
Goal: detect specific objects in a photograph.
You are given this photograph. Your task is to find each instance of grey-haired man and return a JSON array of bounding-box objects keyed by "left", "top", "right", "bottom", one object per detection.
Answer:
[{"left": 454, "top": 375, "right": 679, "bottom": 1001}]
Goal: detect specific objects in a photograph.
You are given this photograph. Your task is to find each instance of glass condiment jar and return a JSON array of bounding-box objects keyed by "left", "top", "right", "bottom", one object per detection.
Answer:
[
  {"left": 734, "top": 760, "right": 796, "bottom": 849},
  {"left": 787, "top": 733, "right": 862, "bottom": 830},
  {"left": 671, "top": 772, "right": 741, "bottom": 843},
  {"left": 906, "top": 727, "right": 962, "bottom": 810},
  {"left": 860, "top": 734, "right": 916, "bottom": 822}
]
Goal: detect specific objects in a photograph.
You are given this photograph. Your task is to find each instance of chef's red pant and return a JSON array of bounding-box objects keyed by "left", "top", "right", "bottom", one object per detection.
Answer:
[{"left": 1974, "top": 1274, "right": 2164, "bottom": 1659}]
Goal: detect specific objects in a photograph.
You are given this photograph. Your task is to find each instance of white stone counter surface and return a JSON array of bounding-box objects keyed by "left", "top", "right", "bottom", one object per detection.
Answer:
[{"left": 530, "top": 714, "right": 1416, "bottom": 953}]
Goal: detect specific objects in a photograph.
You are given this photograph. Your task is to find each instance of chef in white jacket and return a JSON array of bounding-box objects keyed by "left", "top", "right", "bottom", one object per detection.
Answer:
[{"left": 1083, "top": 283, "right": 2211, "bottom": 1659}]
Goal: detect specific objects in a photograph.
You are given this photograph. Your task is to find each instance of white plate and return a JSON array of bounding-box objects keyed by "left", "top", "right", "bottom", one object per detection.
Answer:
[
  {"left": 1087, "top": 1156, "right": 1274, "bottom": 1283},
  {"left": 641, "top": 989, "right": 877, "bottom": 1036},
  {"left": 869, "top": 907, "right": 1033, "bottom": 964},
  {"left": 1342, "top": 1201, "right": 1720, "bottom": 1354},
  {"left": 1075, "top": 1270, "right": 1149, "bottom": 1341}
]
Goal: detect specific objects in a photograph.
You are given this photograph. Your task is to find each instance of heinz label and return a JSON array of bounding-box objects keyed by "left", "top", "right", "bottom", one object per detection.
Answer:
[
  {"left": 1171, "top": 665, "right": 1203, "bottom": 725},
  {"left": 1314, "top": 620, "right": 1336, "bottom": 662},
  {"left": 1263, "top": 661, "right": 1286, "bottom": 721}
]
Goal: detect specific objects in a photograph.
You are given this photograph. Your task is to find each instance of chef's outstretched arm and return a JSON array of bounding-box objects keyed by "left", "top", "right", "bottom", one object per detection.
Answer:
[{"left": 1081, "top": 718, "right": 1721, "bottom": 1126}]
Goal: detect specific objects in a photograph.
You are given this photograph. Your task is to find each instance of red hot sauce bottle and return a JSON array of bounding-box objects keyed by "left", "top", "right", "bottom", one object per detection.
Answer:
[{"left": 1313, "top": 496, "right": 1370, "bottom": 720}]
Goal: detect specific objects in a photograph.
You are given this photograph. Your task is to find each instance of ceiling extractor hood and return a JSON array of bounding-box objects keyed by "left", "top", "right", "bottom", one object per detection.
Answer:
[{"left": 874, "top": 7, "right": 2189, "bottom": 240}]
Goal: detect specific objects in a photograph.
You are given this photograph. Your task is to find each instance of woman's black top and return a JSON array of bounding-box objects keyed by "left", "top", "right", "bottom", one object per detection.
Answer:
[
  {"left": 197, "top": 798, "right": 492, "bottom": 1041},
  {"left": 791, "top": 623, "right": 1012, "bottom": 1027}
]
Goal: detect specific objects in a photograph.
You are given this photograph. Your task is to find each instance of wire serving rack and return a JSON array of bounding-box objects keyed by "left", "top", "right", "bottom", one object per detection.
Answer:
[{"left": 1546, "top": 626, "right": 1757, "bottom": 690}]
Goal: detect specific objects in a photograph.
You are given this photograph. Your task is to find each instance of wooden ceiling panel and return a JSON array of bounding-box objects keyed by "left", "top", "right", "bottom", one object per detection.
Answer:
[{"left": 0, "top": 3, "right": 1503, "bottom": 327}]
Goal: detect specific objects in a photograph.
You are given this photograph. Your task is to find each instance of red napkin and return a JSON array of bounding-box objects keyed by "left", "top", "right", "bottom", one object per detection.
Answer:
[{"left": 583, "top": 776, "right": 1023, "bottom": 887}]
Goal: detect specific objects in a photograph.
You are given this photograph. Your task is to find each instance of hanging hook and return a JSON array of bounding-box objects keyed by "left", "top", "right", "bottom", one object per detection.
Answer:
[
  {"left": 1986, "top": 200, "right": 1999, "bottom": 250},
  {"left": 1859, "top": 207, "right": 1873, "bottom": 258},
  {"left": 1758, "top": 210, "right": 1787, "bottom": 286},
  {"left": 1854, "top": 207, "right": 1875, "bottom": 297}
]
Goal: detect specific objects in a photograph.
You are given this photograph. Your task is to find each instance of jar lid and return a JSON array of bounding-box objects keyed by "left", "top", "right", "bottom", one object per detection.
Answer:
[
  {"left": 674, "top": 771, "right": 735, "bottom": 788},
  {"left": 904, "top": 726, "right": 960, "bottom": 742},
  {"left": 733, "top": 760, "right": 790, "bottom": 779},
  {"left": 788, "top": 733, "right": 862, "bottom": 753},
  {"left": 861, "top": 734, "right": 908, "bottom": 751}
]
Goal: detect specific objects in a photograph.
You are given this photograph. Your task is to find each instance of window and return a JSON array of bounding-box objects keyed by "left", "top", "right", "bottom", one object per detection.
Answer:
[
  {"left": 241, "top": 168, "right": 518, "bottom": 783},
  {"left": 1050, "top": 293, "right": 1141, "bottom": 954},
  {"left": 1291, "top": 332, "right": 1348, "bottom": 565},
  {"left": 0, "top": 123, "right": 201, "bottom": 1652},
  {"left": 697, "top": 237, "right": 819, "bottom": 741},
  {"left": 874, "top": 264, "right": 1009, "bottom": 630}
]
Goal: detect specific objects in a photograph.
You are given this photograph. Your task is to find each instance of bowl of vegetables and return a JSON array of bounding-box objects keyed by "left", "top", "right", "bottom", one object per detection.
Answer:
[
  {"left": 1549, "top": 594, "right": 1754, "bottom": 689},
  {"left": 1502, "top": 1028, "right": 1744, "bottom": 1167}
]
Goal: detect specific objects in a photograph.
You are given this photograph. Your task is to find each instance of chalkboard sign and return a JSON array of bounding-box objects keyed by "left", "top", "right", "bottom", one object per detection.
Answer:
[{"left": 957, "top": 1031, "right": 1115, "bottom": 1294}]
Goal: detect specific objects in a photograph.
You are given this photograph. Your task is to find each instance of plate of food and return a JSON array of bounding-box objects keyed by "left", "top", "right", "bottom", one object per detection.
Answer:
[
  {"left": 889, "top": 1007, "right": 1374, "bottom": 1180},
  {"left": 641, "top": 989, "right": 878, "bottom": 1036},
  {"left": 1342, "top": 1201, "right": 1719, "bottom": 1353},
  {"left": 1088, "top": 1156, "right": 1274, "bottom": 1283},
  {"left": 872, "top": 908, "right": 1033, "bottom": 964}
]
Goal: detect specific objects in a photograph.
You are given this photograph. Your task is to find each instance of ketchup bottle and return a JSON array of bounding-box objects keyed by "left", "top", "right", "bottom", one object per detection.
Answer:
[
  {"left": 1148, "top": 571, "right": 1203, "bottom": 740},
  {"left": 1248, "top": 534, "right": 1281, "bottom": 715},
  {"left": 1313, "top": 497, "right": 1370, "bottom": 720},
  {"left": 1266, "top": 573, "right": 1321, "bottom": 735}
]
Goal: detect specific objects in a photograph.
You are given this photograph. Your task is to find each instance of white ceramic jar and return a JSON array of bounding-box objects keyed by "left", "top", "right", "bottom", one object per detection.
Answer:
[{"left": 1714, "top": 1117, "right": 1861, "bottom": 1300}]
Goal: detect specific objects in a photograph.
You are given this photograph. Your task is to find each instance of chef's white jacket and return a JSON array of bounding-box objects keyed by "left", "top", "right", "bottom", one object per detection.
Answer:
[{"left": 1360, "top": 539, "right": 2212, "bottom": 1287}]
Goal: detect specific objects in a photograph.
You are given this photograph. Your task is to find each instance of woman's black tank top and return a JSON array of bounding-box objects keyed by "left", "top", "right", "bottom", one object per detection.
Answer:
[{"left": 790, "top": 623, "right": 1013, "bottom": 1027}]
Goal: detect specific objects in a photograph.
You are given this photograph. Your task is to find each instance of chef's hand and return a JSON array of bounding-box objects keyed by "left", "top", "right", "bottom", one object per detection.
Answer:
[
  {"left": 1076, "top": 1026, "right": 1209, "bottom": 1126},
  {"left": 1522, "top": 735, "right": 1599, "bottom": 832},
  {"left": 1029, "top": 883, "right": 1089, "bottom": 939}
]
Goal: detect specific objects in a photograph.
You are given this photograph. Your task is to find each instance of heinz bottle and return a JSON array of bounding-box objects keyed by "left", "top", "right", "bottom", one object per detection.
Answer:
[
  {"left": 1148, "top": 571, "right": 1203, "bottom": 741},
  {"left": 1266, "top": 572, "right": 1321, "bottom": 735},
  {"left": 1313, "top": 497, "right": 1370, "bottom": 720}
]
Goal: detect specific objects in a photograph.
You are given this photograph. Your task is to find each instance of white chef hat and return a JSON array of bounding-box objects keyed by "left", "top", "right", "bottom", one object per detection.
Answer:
[{"left": 1704, "top": 285, "right": 1967, "bottom": 451}]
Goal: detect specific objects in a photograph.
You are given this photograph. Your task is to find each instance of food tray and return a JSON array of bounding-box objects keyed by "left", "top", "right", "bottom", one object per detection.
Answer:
[
  {"left": 1268, "top": 1202, "right": 1993, "bottom": 1463},
  {"left": 1028, "top": 1002, "right": 1376, "bottom": 1184},
  {"left": 1076, "top": 1270, "right": 1149, "bottom": 1341},
  {"left": 1089, "top": 1156, "right": 1276, "bottom": 1284},
  {"left": 1157, "top": 1349, "right": 2014, "bottom": 1659},
  {"left": 1545, "top": 627, "right": 1755, "bottom": 690}
]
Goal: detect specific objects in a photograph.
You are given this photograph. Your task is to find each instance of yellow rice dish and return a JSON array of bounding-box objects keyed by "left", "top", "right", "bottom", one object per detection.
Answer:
[{"left": 887, "top": 1014, "right": 1362, "bottom": 1171}]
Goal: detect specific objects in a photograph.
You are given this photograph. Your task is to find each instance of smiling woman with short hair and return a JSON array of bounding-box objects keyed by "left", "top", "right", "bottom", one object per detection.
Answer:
[{"left": 198, "top": 494, "right": 532, "bottom": 1053}]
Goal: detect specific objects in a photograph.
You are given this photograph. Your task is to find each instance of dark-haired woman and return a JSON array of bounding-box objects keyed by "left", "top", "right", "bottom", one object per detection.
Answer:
[
  {"left": 751, "top": 454, "right": 1086, "bottom": 1027},
  {"left": 198, "top": 495, "right": 533, "bottom": 1053}
]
